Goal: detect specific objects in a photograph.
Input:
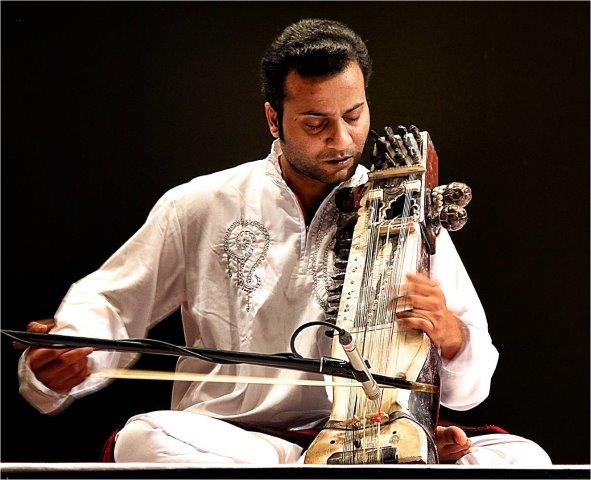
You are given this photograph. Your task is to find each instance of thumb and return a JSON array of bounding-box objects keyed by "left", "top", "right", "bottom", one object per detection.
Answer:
[
  {"left": 27, "top": 319, "right": 56, "bottom": 333},
  {"left": 13, "top": 319, "right": 56, "bottom": 350}
]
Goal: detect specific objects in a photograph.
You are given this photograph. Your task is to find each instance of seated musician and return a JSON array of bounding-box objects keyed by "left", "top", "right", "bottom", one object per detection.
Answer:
[{"left": 18, "top": 18, "right": 550, "bottom": 466}]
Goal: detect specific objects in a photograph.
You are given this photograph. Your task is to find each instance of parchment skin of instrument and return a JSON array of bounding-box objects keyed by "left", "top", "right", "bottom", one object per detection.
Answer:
[{"left": 304, "top": 126, "right": 472, "bottom": 465}]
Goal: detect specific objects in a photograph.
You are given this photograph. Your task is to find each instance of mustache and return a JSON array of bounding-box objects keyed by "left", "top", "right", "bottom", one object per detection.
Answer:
[{"left": 319, "top": 150, "right": 361, "bottom": 162}]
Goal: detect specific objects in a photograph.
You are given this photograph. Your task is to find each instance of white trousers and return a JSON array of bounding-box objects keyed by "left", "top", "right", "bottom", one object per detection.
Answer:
[{"left": 113, "top": 410, "right": 551, "bottom": 466}]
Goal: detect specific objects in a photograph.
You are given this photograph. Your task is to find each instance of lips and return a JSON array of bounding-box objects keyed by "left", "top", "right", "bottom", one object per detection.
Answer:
[{"left": 325, "top": 156, "right": 353, "bottom": 165}]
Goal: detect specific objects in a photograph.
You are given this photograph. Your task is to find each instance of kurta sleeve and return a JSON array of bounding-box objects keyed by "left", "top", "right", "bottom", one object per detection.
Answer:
[
  {"left": 431, "top": 229, "right": 499, "bottom": 411},
  {"left": 18, "top": 191, "right": 187, "bottom": 414}
]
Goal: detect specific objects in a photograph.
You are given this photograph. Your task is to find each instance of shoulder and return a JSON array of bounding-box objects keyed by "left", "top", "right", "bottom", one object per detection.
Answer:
[{"left": 151, "top": 159, "right": 267, "bottom": 216}]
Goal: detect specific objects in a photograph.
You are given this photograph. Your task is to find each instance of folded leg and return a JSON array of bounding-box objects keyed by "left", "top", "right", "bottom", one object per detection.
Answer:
[
  {"left": 113, "top": 410, "right": 303, "bottom": 464},
  {"left": 457, "top": 433, "right": 551, "bottom": 466}
]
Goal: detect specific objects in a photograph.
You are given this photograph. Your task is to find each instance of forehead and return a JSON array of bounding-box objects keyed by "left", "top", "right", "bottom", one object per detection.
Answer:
[{"left": 283, "top": 61, "right": 366, "bottom": 113}]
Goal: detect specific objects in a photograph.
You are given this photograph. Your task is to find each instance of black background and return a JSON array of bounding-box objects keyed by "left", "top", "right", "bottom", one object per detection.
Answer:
[{"left": 1, "top": 1, "right": 589, "bottom": 465}]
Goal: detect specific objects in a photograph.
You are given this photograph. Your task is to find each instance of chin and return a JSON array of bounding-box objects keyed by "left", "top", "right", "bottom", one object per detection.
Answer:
[
  {"left": 326, "top": 168, "right": 355, "bottom": 185},
  {"left": 338, "top": 162, "right": 358, "bottom": 181}
]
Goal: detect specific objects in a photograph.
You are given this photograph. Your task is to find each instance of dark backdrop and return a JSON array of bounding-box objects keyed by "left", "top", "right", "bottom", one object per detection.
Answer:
[{"left": 2, "top": 1, "right": 589, "bottom": 465}]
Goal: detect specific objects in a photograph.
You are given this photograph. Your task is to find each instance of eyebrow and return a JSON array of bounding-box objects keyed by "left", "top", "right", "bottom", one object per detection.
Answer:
[{"left": 299, "top": 101, "right": 365, "bottom": 117}]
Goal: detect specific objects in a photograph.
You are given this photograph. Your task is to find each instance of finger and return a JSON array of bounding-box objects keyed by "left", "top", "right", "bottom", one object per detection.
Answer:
[
  {"left": 397, "top": 308, "right": 434, "bottom": 319},
  {"left": 394, "top": 295, "right": 432, "bottom": 312},
  {"left": 402, "top": 309, "right": 441, "bottom": 329},
  {"left": 44, "top": 348, "right": 94, "bottom": 376},
  {"left": 407, "top": 294, "right": 439, "bottom": 311},
  {"left": 390, "top": 295, "right": 413, "bottom": 309},
  {"left": 12, "top": 341, "right": 28, "bottom": 350},
  {"left": 37, "top": 358, "right": 89, "bottom": 388},
  {"left": 13, "top": 320, "right": 57, "bottom": 349},
  {"left": 27, "top": 319, "right": 56, "bottom": 333},
  {"left": 397, "top": 317, "right": 435, "bottom": 334},
  {"left": 27, "top": 348, "right": 68, "bottom": 370},
  {"left": 57, "top": 347, "right": 94, "bottom": 363},
  {"left": 406, "top": 272, "right": 438, "bottom": 287},
  {"left": 405, "top": 280, "right": 440, "bottom": 297},
  {"left": 36, "top": 350, "right": 93, "bottom": 388},
  {"left": 51, "top": 366, "right": 92, "bottom": 394},
  {"left": 28, "top": 347, "right": 93, "bottom": 371}
]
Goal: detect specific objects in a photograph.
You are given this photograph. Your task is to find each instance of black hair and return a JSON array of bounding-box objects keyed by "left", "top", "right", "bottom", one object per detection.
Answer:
[{"left": 260, "top": 18, "right": 372, "bottom": 135}]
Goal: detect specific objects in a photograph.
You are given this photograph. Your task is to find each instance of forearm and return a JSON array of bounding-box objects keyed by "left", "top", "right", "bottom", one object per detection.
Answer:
[
  {"left": 18, "top": 189, "right": 187, "bottom": 413},
  {"left": 18, "top": 285, "right": 140, "bottom": 414},
  {"left": 439, "top": 320, "right": 499, "bottom": 410},
  {"left": 430, "top": 229, "right": 499, "bottom": 410}
]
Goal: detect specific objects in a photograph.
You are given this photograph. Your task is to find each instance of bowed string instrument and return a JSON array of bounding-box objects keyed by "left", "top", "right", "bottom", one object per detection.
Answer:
[{"left": 304, "top": 125, "right": 472, "bottom": 464}]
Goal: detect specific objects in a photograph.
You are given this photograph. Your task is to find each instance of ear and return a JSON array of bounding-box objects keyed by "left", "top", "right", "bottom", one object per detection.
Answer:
[{"left": 264, "top": 102, "right": 280, "bottom": 139}]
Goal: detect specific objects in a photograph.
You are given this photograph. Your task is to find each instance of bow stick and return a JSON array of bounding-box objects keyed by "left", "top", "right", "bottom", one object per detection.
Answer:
[
  {"left": 2, "top": 329, "right": 438, "bottom": 394},
  {"left": 95, "top": 368, "right": 379, "bottom": 388}
]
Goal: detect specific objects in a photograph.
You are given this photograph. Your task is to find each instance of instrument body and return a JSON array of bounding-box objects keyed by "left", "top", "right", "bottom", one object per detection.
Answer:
[{"left": 305, "top": 128, "right": 445, "bottom": 464}]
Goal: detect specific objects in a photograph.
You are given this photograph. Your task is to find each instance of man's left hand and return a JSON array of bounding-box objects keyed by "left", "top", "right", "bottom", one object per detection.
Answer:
[{"left": 396, "top": 273, "right": 465, "bottom": 360}]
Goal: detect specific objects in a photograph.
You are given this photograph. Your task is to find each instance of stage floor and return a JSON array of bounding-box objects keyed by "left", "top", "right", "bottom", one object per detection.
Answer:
[{"left": 1, "top": 463, "right": 590, "bottom": 479}]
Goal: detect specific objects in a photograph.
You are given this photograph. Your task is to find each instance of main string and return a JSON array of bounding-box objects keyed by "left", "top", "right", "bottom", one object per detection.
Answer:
[{"left": 343, "top": 194, "right": 381, "bottom": 463}]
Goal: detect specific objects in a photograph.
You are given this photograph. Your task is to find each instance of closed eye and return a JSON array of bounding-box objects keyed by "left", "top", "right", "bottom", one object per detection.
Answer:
[
  {"left": 344, "top": 115, "right": 360, "bottom": 124},
  {"left": 305, "top": 122, "right": 326, "bottom": 132}
]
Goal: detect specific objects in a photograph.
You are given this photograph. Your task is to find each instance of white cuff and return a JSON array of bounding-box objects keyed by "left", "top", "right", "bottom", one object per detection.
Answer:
[
  {"left": 17, "top": 349, "right": 72, "bottom": 415},
  {"left": 440, "top": 325, "right": 499, "bottom": 411}
]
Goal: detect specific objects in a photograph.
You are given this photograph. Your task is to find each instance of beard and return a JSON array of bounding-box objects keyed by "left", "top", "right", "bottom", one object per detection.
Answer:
[{"left": 280, "top": 139, "right": 365, "bottom": 185}]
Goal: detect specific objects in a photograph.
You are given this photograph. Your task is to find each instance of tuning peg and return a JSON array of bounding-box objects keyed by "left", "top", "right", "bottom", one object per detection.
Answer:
[
  {"left": 369, "top": 129, "right": 380, "bottom": 141},
  {"left": 397, "top": 125, "right": 420, "bottom": 164},
  {"left": 332, "top": 271, "right": 346, "bottom": 282},
  {"left": 333, "top": 258, "right": 348, "bottom": 270},
  {"left": 383, "top": 126, "right": 405, "bottom": 166},
  {"left": 409, "top": 125, "right": 423, "bottom": 150},
  {"left": 370, "top": 129, "right": 397, "bottom": 170},
  {"left": 327, "top": 294, "right": 342, "bottom": 305},
  {"left": 439, "top": 204, "right": 468, "bottom": 231},
  {"left": 383, "top": 126, "right": 409, "bottom": 166},
  {"left": 327, "top": 282, "right": 344, "bottom": 294}
]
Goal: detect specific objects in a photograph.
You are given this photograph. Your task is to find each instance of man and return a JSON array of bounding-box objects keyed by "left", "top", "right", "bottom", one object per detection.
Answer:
[{"left": 18, "top": 18, "right": 550, "bottom": 465}]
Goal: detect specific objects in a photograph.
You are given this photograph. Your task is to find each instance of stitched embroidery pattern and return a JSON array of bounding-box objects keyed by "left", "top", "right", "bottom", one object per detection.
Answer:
[
  {"left": 308, "top": 205, "right": 339, "bottom": 312},
  {"left": 223, "top": 219, "right": 271, "bottom": 312}
]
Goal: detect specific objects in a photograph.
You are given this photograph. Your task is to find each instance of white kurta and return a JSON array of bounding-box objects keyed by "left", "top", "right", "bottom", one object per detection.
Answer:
[{"left": 19, "top": 140, "right": 499, "bottom": 428}]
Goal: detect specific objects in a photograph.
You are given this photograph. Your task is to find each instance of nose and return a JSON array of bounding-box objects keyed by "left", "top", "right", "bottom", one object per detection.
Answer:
[{"left": 326, "top": 120, "right": 353, "bottom": 151}]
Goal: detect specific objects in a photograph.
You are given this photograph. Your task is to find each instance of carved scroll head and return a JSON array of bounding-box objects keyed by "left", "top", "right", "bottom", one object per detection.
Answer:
[
  {"left": 430, "top": 182, "right": 472, "bottom": 232},
  {"left": 442, "top": 182, "right": 472, "bottom": 208},
  {"left": 439, "top": 204, "right": 468, "bottom": 231}
]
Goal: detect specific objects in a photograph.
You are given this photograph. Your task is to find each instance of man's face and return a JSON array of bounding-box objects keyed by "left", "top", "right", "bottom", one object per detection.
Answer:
[{"left": 266, "top": 61, "right": 370, "bottom": 186}]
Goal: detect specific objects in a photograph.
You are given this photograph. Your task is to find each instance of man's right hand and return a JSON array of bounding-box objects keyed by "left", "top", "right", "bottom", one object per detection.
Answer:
[{"left": 23, "top": 319, "right": 94, "bottom": 394}]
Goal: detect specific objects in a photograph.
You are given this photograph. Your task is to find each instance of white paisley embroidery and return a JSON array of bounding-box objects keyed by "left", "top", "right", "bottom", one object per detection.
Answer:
[
  {"left": 223, "top": 219, "right": 270, "bottom": 312},
  {"left": 308, "top": 204, "right": 339, "bottom": 312}
]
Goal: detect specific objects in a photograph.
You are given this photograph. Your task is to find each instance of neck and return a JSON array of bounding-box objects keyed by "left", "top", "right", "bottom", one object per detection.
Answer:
[{"left": 278, "top": 155, "right": 332, "bottom": 224}]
